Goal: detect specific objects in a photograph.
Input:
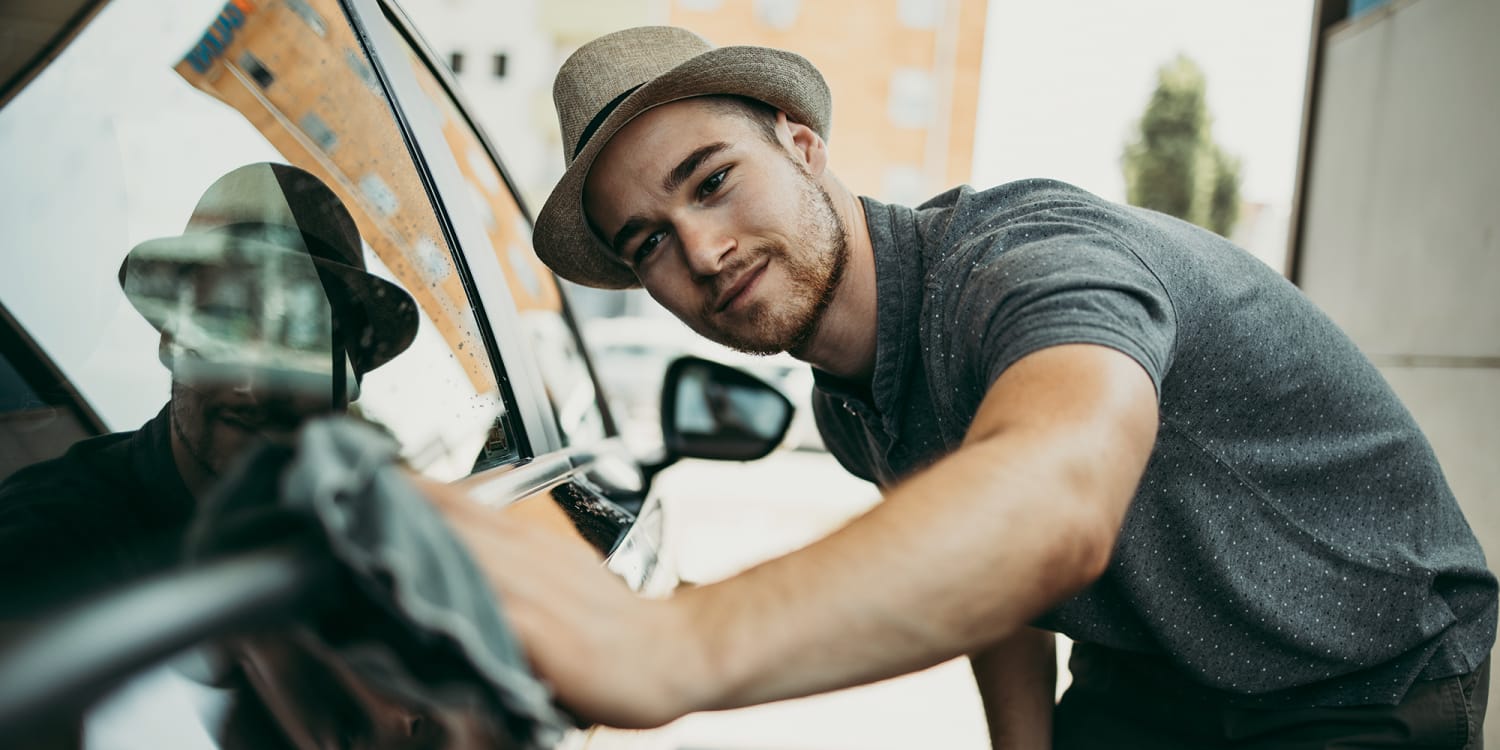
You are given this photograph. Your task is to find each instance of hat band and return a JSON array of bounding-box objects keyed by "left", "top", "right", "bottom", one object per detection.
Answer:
[
  {"left": 573, "top": 84, "right": 643, "bottom": 160},
  {"left": 215, "top": 222, "right": 364, "bottom": 270}
]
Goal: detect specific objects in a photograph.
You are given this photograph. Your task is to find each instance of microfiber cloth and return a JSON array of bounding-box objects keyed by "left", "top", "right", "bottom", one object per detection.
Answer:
[{"left": 186, "top": 417, "right": 570, "bottom": 749}]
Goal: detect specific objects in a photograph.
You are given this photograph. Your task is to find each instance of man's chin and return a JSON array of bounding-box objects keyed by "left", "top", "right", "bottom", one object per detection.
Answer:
[
  {"left": 726, "top": 340, "right": 789, "bottom": 357},
  {"left": 710, "top": 322, "right": 806, "bottom": 357},
  {"left": 697, "top": 290, "right": 825, "bottom": 355}
]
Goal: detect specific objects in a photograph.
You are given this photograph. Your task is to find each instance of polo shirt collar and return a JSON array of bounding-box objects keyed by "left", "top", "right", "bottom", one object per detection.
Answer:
[{"left": 812, "top": 195, "right": 924, "bottom": 438}]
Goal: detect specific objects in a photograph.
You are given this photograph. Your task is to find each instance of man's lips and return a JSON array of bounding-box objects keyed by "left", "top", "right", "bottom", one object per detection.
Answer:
[
  {"left": 217, "top": 407, "right": 300, "bottom": 434},
  {"left": 715, "top": 258, "right": 769, "bottom": 313},
  {"left": 216, "top": 411, "right": 261, "bottom": 433}
]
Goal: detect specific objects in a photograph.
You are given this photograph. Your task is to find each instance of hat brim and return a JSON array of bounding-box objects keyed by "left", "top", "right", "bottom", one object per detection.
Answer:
[
  {"left": 534, "top": 44, "right": 831, "bottom": 290},
  {"left": 120, "top": 234, "right": 419, "bottom": 374}
]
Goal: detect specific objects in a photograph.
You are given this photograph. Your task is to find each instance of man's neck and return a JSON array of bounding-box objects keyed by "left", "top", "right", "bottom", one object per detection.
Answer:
[
  {"left": 168, "top": 412, "right": 211, "bottom": 501},
  {"left": 792, "top": 185, "right": 878, "bottom": 383}
]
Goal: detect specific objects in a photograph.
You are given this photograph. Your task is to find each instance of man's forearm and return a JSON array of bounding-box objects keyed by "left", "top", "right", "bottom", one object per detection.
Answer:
[
  {"left": 446, "top": 345, "right": 1156, "bottom": 729},
  {"left": 669, "top": 430, "right": 1118, "bottom": 712},
  {"left": 972, "top": 627, "right": 1057, "bottom": 750}
]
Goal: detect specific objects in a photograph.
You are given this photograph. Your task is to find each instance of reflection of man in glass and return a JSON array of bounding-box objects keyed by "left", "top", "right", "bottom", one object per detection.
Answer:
[
  {"left": 0, "top": 162, "right": 420, "bottom": 748},
  {"left": 0, "top": 162, "right": 418, "bottom": 610},
  {"left": 700, "top": 375, "right": 759, "bottom": 442}
]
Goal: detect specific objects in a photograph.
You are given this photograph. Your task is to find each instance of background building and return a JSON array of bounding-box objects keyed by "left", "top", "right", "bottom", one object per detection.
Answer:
[
  {"left": 667, "top": 0, "right": 989, "bottom": 206},
  {"left": 400, "top": 0, "right": 988, "bottom": 320}
]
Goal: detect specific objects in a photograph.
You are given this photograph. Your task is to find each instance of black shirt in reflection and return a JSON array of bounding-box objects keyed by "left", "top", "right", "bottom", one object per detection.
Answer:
[
  {"left": 0, "top": 406, "right": 301, "bottom": 749},
  {"left": 0, "top": 405, "right": 192, "bottom": 615}
]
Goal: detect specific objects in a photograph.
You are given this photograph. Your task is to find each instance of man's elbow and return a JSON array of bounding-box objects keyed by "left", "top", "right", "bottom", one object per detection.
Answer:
[
  {"left": 1052, "top": 431, "right": 1151, "bottom": 592},
  {"left": 1075, "top": 513, "right": 1120, "bottom": 586},
  {"left": 1046, "top": 493, "right": 1124, "bottom": 597}
]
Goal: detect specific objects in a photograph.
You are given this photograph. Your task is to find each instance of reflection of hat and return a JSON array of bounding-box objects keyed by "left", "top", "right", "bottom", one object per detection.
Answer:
[
  {"left": 119, "top": 163, "right": 418, "bottom": 375},
  {"left": 534, "top": 26, "right": 832, "bottom": 289}
]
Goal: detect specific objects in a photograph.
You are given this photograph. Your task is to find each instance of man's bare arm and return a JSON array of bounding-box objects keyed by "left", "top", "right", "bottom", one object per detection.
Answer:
[
  {"left": 676, "top": 343, "right": 1157, "bottom": 710},
  {"left": 436, "top": 343, "right": 1158, "bottom": 728},
  {"left": 971, "top": 627, "right": 1057, "bottom": 749}
]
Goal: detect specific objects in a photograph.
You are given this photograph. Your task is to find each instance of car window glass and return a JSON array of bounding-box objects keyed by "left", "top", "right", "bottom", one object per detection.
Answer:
[
  {"left": 0, "top": 0, "right": 520, "bottom": 481},
  {"left": 387, "top": 25, "right": 609, "bottom": 448}
]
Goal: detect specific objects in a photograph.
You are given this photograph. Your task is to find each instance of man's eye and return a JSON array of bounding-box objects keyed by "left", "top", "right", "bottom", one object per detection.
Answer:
[
  {"left": 633, "top": 230, "right": 666, "bottom": 266},
  {"left": 698, "top": 167, "right": 729, "bottom": 198}
]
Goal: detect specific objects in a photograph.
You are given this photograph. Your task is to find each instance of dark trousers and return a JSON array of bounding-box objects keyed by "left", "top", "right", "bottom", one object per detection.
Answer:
[{"left": 1054, "top": 643, "right": 1490, "bottom": 749}]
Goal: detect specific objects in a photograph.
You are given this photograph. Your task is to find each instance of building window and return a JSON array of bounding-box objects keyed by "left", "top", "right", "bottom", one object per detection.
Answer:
[
  {"left": 237, "top": 51, "right": 274, "bottom": 89},
  {"left": 754, "top": 0, "right": 800, "bottom": 29},
  {"left": 449, "top": 51, "right": 465, "bottom": 74},
  {"left": 299, "top": 112, "right": 338, "bottom": 153},
  {"left": 898, "top": 0, "right": 944, "bottom": 29},
  {"left": 882, "top": 164, "right": 926, "bottom": 206},
  {"left": 359, "top": 173, "right": 399, "bottom": 217},
  {"left": 344, "top": 49, "right": 379, "bottom": 94},
  {"left": 492, "top": 53, "right": 507, "bottom": 79},
  {"left": 285, "top": 0, "right": 327, "bottom": 36},
  {"left": 414, "top": 237, "right": 452, "bottom": 284},
  {"left": 887, "top": 67, "right": 935, "bottom": 129}
]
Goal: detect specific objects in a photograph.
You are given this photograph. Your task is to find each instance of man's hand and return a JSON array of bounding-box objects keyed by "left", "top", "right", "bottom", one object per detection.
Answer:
[{"left": 422, "top": 481, "right": 707, "bottom": 728}]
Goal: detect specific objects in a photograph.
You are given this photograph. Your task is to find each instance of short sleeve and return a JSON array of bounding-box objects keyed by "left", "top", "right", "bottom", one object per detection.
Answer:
[{"left": 934, "top": 223, "right": 1177, "bottom": 424}]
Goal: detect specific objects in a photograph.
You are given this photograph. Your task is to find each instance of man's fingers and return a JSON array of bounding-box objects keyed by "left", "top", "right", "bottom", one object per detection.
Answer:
[{"left": 412, "top": 475, "right": 695, "bottom": 727}]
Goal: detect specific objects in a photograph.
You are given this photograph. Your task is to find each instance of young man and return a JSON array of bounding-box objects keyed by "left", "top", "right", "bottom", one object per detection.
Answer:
[{"left": 471, "top": 26, "right": 1494, "bottom": 747}]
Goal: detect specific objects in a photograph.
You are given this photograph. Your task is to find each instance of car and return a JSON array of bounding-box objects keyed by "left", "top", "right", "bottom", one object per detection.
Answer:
[{"left": 0, "top": 0, "right": 794, "bottom": 747}]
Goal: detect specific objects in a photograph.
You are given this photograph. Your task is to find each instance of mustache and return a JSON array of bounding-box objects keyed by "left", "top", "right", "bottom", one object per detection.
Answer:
[
  {"left": 211, "top": 400, "right": 311, "bottom": 432},
  {"left": 701, "top": 247, "right": 775, "bottom": 316}
]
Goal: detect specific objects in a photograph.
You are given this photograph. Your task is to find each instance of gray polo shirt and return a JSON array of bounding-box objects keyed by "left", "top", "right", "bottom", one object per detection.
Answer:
[{"left": 812, "top": 179, "right": 1495, "bottom": 706}]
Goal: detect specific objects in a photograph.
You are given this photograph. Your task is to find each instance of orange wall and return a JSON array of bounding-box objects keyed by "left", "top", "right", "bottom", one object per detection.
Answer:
[{"left": 668, "top": 0, "right": 988, "bottom": 201}]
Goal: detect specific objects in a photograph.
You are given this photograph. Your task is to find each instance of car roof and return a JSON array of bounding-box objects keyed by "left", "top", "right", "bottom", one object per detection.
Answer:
[{"left": 0, "top": 0, "right": 110, "bottom": 110}]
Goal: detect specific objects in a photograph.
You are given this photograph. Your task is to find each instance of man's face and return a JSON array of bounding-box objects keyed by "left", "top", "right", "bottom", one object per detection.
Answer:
[
  {"left": 169, "top": 373, "right": 336, "bottom": 479},
  {"left": 582, "top": 98, "right": 848, "bottom": 355}
]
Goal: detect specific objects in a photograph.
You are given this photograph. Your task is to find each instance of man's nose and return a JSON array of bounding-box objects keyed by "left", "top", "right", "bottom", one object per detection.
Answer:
[
  {"left": 224, "top": 367, "right": 262, "bottom": 402},
  {"left": 678, "top": 217, "right": 734, "bottom": 279}
]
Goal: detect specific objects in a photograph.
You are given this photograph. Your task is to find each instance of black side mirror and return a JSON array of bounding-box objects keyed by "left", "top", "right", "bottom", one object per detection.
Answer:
[{"left": 653, "top": 356, "right": 794, "bottom": 472}]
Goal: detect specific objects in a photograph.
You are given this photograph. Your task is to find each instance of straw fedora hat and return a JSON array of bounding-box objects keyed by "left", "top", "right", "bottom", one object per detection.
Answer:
[
  {"left": 119, "top": 162, "right": 419, "bottom": 377},
  {"left": 534, "top": 26, "right": 832, "bottom": 289}
]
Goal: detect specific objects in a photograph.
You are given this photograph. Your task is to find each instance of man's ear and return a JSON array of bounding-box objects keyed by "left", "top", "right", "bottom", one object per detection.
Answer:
[{"left": 777, "top": 111, "right": 829, "bottom": 177}]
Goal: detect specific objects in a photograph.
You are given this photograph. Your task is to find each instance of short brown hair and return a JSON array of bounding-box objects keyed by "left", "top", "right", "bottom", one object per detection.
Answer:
[{"left": 701, "top": 95, "right": 780, "bottom": 145}]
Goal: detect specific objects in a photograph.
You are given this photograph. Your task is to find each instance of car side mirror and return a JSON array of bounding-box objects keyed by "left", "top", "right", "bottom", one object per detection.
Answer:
[{"left": 645, "top": 356, "right": 793, "bottom": 479}]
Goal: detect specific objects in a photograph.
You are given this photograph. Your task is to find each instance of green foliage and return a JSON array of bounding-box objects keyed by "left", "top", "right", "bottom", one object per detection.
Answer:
[{"left": 1123, "top": 55, "right": 1241, "bottom": 237}]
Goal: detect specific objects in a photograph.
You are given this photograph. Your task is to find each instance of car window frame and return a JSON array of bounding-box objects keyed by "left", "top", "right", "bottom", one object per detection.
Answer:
[
  {"left": 371, "top": 0, "right": 621, "bottom": 450},
  {"left": 345, "top": 0, "right": 620, "bottom": 461},
  {"left": 330, "top": 0, "right": 535, "bottom": 460}
]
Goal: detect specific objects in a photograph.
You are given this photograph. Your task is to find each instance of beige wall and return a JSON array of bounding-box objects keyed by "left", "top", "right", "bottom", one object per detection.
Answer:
[{"left": 1298, "top": 0, "right": 1500, "bottom": 739}]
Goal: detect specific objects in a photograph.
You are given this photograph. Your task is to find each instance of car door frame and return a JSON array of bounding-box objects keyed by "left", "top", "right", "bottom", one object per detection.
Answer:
[
  {"left": 340, "top": 0, "right": 656, "bottom": 550},
  {"left": 341, "top": 0, "right": 563, "bottom": 460}
]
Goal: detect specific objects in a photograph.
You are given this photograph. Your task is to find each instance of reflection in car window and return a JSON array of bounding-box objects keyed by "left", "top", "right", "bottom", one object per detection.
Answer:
[
  {"left": 0, "top": 0, "right": 532, "bottom": 744},
  {"left": 392, "top": 32, "right": 609, "bottom": 448},
  {"left": 0, "top": 0, "right": 517, "bottom": 479}
]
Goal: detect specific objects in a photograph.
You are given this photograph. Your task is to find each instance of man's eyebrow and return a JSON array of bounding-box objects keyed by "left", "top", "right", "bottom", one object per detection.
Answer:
[
  {"left": 663, "top": 142, "right": 730, "bottom": 195},
  {"left": 610, "top": 216, "right": 649, "bottom": 258},
  {"left": 610, "top": 142, "right": 733, "bottom": 258}
]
